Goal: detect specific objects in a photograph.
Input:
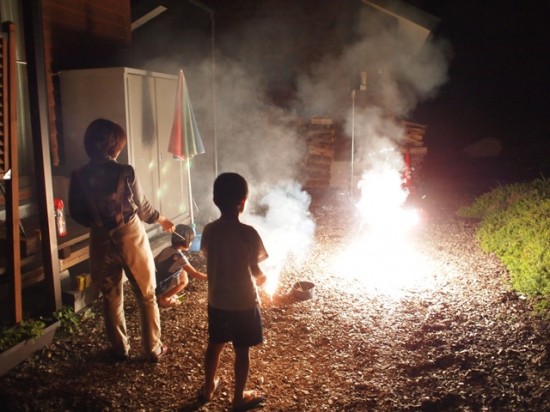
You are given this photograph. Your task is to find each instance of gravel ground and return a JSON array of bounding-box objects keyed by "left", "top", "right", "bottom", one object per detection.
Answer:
[{"left": 1, "top": 172, "right": 549, "bottom": 411}]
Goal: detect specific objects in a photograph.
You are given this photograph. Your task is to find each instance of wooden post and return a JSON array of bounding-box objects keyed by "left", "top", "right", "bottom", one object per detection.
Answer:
[
  {"left": 1, "top": 22, "right": 22, "bottom": 324},
  {"left": 22, "top": 0, "right": 62, "bottom": 312}
]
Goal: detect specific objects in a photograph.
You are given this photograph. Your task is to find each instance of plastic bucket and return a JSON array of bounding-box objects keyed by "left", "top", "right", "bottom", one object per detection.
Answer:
[{"left": 189, "top": 233, "right": 202, "bottom": 253}]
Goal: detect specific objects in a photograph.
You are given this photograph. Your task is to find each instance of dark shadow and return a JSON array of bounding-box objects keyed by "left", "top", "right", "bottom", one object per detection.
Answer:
[{"left": 176, "top": 398, "right": 207, "bottom": 412}]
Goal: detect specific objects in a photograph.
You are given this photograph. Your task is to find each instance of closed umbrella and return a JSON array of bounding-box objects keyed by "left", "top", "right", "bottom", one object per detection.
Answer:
[{"left": 168, "top": 69, "right": 205, "bottom": 226}]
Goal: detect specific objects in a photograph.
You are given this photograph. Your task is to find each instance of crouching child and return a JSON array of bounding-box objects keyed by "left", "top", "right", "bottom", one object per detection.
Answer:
[{"left": 155, "top": 224, "right": 207, "bottom": 307}]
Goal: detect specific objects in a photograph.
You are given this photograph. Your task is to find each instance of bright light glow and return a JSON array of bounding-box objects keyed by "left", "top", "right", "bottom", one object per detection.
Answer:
[
  {"left": 330, "top": 156, "right": 432, "bottom": 297},
  {"left": 330, "top": 226, "right": 434, "bottom": 298},
  {"left": 355, "top": 158, "right": 409, "bottom": 230},
  {"left": 262, "top": 272, "right": 287, "bottom": 299}
]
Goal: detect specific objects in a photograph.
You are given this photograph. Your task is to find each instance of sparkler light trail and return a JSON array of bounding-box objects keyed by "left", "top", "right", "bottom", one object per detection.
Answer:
[{"left": 243, "top": 180, "right": 315, "bottom": 297}]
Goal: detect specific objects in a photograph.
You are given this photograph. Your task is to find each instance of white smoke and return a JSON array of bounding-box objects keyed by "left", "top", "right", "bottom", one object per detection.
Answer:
[
  {"left": 135, "top": 1, "right": 450, "bottom": 291},
  {"left": 185, "top": 56, "right": 316, "bottom": 292},
  {"left": 243, "top": 180, "right": 315, "bottom": 294},
  {"left": 212, "top": 57, "right": 306, "bottom": 185},
  {"left": 295, "top": 7, "right": 449, "bottom": 120},
  {"left": 296, "top": 4, "right": 450, "bottom": 206}
]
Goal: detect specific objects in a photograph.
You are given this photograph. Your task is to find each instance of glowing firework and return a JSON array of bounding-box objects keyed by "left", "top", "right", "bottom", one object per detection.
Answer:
[{"left": 331, "top": 148, "right": 430, "bottom": 296}]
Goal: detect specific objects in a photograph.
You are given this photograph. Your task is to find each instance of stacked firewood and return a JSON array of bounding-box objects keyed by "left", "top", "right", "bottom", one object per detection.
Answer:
[
  {"left": 402, "top": 121, "right": 427, "bottom": 147},
  {"left": 300, "top": 117, "right": 336, "bottom": 189},
  {"left": 401, "top": 121, "right": 428, "bottom": 169}
]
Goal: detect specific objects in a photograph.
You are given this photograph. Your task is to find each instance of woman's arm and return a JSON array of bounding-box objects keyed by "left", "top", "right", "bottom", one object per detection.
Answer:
[{"left": 126, "top": 165, "right": 174, "bottom": 232}]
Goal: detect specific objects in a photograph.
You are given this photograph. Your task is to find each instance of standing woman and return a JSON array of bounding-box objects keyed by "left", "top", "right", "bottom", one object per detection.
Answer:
[{"left": 69, "top": 118, "right": 174, "bottom": 362}]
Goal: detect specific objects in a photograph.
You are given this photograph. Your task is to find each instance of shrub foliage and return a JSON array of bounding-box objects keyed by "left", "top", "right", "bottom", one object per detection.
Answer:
[{"left": 457, "top": 177, "right": 550, "bottom": 302}]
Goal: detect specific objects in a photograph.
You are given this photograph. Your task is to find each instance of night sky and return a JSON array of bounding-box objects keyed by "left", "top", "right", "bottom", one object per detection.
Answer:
[{"left": 410, "top": 0, "right": 550, "bottom": 158}]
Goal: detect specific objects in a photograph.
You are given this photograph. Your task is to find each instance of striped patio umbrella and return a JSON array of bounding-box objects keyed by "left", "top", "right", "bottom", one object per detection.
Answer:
[
  {"left": 168, "top": 70, "right": 205, "bottom": 160},
  {"left": 168, "top": 70, "right": 205, "bottom": 225}
]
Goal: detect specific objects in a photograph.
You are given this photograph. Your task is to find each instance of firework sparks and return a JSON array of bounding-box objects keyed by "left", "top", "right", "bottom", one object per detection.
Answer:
[{"left": 330, "top": 152, "right": 432, "bottom": 297}]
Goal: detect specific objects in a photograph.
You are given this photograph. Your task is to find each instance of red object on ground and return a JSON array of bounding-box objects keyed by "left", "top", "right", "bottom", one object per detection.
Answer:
[{"left": 402, "top": 149, "right": 413, "bottom": 192}]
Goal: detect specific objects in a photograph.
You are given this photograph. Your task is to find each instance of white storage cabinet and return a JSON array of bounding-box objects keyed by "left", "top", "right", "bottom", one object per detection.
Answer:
[{"left": 59, "top": 67, "right": 191, "bottom": 233}]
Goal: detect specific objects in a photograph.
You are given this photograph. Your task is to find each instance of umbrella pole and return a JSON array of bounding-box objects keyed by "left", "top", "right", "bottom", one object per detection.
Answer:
[
  {"left": 187, "top": 159, "right": 195, "bottom": 228},
  {"left": 350, "top": 89, "right": 356, "bottom": 198}
]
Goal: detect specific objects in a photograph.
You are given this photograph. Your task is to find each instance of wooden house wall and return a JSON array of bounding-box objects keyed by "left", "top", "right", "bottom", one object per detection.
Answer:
[{"left": 41, "top": 0, "right": 131, "bottom": 166}]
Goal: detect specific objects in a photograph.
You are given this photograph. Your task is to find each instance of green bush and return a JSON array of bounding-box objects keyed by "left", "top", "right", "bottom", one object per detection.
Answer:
[
  {"left": 0, "top": 319, "right": 46, "bottom": 352},
  {"left": 457, "top": 178, "right": 550, "bottom": 220},
  {"left": 457, "top": 177, "right": 550, "bottom": 304}
]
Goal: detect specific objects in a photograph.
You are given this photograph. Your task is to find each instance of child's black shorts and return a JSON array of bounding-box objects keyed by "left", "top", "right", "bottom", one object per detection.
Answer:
[{"left": 207, "top": 305, "right": 263, "bottom": 348}]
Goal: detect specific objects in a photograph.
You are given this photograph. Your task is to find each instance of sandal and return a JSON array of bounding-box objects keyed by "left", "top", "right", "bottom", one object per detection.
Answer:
[
  {"left": 231, "top": 390, "right": 265, "bottom": 412},
  {"left": 149, "top": 344, "right": 169, "bottom": 363},
  {"left": 159, "top": 297, "right": 181, "bottom": 308}
]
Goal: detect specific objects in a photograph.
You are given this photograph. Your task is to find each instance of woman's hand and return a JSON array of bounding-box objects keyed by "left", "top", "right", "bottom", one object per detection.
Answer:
[{"left": 157, "top": 215, "right": 175, "bottom": 233}]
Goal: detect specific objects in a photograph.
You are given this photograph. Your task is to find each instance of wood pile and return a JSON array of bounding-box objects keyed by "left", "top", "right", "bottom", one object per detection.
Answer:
[
  {"left": 401, "top": 121, "right": 428, "bottom": 169},
  {"left": 401, "top": 121, "right": 427, "bottom": 148},
  {"left": 297, "top": 118, "right": 426, "bottom": 191},
  {"left": 300, "top": 117, "right": 336, "bottom": 190}
]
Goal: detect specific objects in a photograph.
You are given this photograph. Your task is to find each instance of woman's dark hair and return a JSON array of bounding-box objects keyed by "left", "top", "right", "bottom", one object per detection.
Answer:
[
  {"left": 213, "top": 172, "right": 248, "bottom": 213},
  {"left": 84, "top": 118, "right": 127, "bottom": 160}
]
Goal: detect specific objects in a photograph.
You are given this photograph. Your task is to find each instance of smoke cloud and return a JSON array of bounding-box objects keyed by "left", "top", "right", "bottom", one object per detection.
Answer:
[
  {"left": 135, "top": 1, "right": 450, "bottom": 288},
  {"left": 244, "top": 180, "right": 315, "bottom": 292}
]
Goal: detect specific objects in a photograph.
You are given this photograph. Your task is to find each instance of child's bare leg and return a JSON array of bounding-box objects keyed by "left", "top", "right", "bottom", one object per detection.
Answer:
[
  {"left": 167, "top": 282, "right": 186, "bottom": 299},
  {"left": 158, "top": 283, "right": 186, "bottom": 306},
  {"left": 203, "top": 342, "right": 224, "bottom": 399},
  {"left": 232, "top": 345, "right": 251, "bottom": 406}
]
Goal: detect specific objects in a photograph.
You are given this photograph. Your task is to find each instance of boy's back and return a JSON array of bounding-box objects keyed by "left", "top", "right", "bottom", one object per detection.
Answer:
[
  {"left": 201, "top": 218, "right": 268, "bottom": 311},
  {"left": 200, "top": 172, "right": 267, "bottom": 411}
]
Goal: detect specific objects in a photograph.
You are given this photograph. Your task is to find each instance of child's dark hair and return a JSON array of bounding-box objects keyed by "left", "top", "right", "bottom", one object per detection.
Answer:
[
  {"left": 171, "top": 224, "right": 195, "bottom": 248},
  {"left": 84, "top": 118, "right": 127, "bottom": 160},
  {"left": 213, "top": 172, "right": 248, "bottom": 213}
]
